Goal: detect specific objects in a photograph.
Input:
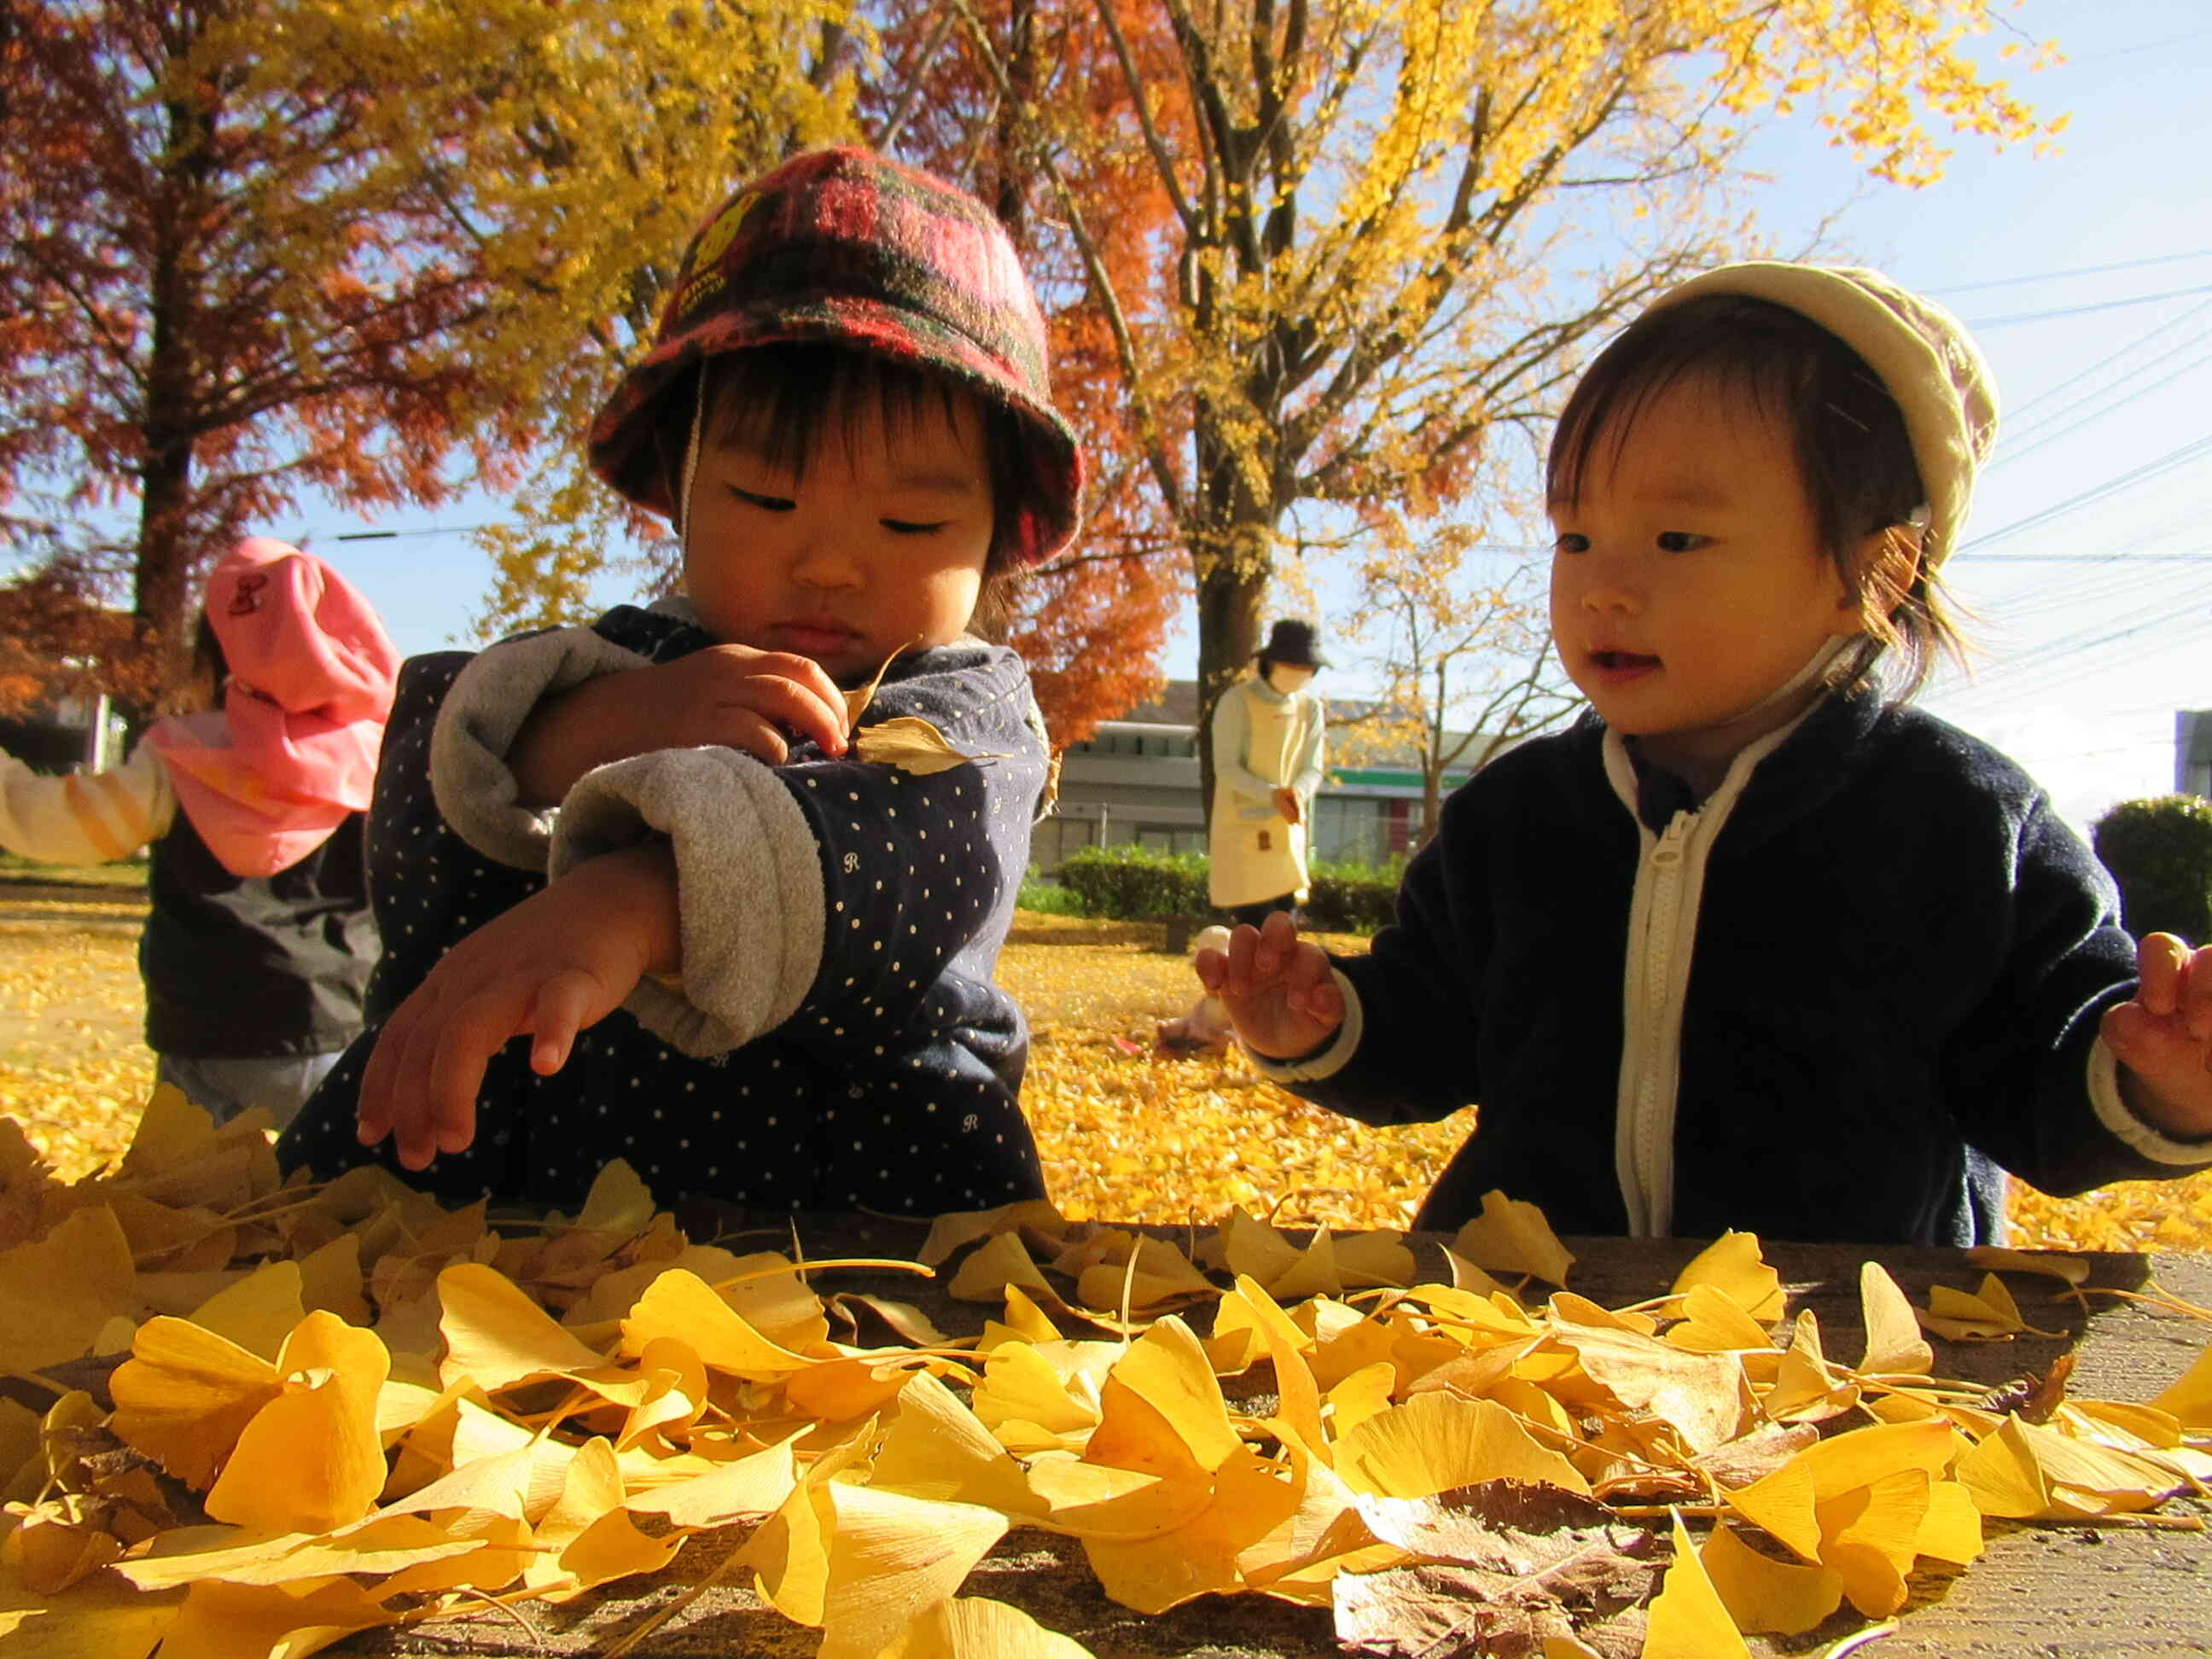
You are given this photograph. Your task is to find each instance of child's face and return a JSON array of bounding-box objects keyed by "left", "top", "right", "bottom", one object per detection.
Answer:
[
  {"left": 684, "top": 391, "right": 995, "bottom": 682},
  {"left": 1547, "top": 375, "right": 1863, "bottom": 779}
]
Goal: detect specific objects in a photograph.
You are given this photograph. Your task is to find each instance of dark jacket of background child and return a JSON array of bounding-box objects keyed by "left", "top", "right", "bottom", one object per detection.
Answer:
[{"left": 1264, "top": 690, "right": 2212, "bottom": 1245}]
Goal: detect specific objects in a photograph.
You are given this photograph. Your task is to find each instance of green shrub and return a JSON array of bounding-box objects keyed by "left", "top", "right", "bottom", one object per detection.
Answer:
[
  {"left": 2093, "top": 795, "right": 2212, "bottom": 946},
  {"left": 1015, "top": 868, "right": 1085, "bottom": 916},
  {"left": 1057, "top": 845, "right": 1211, "bottom": 919},
  {"left": 1051, "top": 844, "right": 1403, "bottom": 934},
  {"left": 1304, "top": 857, "right": 1404, "bottom": 934}
]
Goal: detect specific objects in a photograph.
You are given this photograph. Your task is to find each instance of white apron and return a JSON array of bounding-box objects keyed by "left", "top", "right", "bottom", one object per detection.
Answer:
[{"left": 1207, "top": 678, "right": 1324, "bottom": 907}]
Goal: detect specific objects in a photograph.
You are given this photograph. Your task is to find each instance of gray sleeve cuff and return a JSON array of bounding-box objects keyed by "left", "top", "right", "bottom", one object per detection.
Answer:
[
  {"left": 549, "top": 748, "right": 824, "bottom": 1057},
  {"left": 2088, "top": 1035, "right": 2212, "bottom": 1165},
  {"left": 1243, "top": 969, "right": 1365, "bottom": 1084},
  {"left": 430, "top": 627, "right": 652, "bottom": 870}
]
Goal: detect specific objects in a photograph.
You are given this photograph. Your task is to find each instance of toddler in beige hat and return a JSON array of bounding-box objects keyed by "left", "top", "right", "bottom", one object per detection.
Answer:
[{"left": 1199, "top": 261, "right": 2212, "bottom": 1247}]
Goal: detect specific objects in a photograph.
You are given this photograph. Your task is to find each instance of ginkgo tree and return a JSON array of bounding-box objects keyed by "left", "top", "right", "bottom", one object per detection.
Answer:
[
  {"left": 0, "top": 0, "right": 854, "bottom": 706},
  {"left": 946, "top": 0, "right": 2061, "bottom": 812}
]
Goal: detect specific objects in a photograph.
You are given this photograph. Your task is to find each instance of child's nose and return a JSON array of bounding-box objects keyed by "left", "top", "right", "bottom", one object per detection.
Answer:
[
  {"left": 790, "top": 532, "right": 862, "bottom": 590},
  {"left": 1575, "top": 552, "right": 1643, "bottom": 614}
]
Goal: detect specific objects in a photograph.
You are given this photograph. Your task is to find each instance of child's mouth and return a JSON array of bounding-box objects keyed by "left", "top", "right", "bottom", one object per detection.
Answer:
[{"left": 1589, "top": 649, "right": 1661, "bottom": 682}]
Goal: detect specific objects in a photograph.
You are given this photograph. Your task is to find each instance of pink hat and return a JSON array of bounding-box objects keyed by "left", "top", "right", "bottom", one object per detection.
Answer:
[{"left": 146, "top": 538, "right": 400, "bottom": 876}]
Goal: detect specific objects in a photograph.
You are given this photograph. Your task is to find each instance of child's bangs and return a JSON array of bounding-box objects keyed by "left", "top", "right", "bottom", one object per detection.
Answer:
[
  {"left": 706, "top": 342, "right": 978, "bottom": 478},
  {"left": 1547, "top": 300, "right": 1810, "bottom": 513}
]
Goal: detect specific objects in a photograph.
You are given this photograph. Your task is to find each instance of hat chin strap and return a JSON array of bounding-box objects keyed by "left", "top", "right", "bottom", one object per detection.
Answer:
[
  {"left": 1727, "top": 634, "right": 1857, "bottom": 725},
  {"left": 677, "top": 369, "right": 707, "bottom": 568}
]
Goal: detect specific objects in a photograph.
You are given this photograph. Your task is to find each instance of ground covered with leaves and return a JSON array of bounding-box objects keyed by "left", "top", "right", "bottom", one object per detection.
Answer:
[{"left": 5, "top": 888, "right": 2212, "bottom": 1249}]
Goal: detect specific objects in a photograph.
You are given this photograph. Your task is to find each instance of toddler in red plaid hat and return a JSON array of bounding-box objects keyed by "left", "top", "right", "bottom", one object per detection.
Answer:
[{"left": 279, "top": 148, "right": 1086, "bottom": 1217}]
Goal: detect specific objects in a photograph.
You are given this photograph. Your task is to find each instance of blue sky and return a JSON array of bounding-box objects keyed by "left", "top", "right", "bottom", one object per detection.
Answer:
[{"left": 274, "top": 1, "right": 2212, "bottom": 834}]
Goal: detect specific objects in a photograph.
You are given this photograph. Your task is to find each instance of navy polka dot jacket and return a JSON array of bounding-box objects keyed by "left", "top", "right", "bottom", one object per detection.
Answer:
[{"left": 276, "top": 605, "right": 1052, "bottom": 1215}]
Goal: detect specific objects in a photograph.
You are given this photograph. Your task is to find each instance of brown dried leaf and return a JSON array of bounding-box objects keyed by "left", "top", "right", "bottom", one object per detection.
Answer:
[{"left": 854, "top": 715, "right": 1008, "bottom": 776}]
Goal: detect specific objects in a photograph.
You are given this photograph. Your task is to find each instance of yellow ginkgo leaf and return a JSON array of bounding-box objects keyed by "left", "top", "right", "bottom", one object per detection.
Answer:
[
  {"left": 1447, "top": 1190, "right": 1575, "bottom": 1284},
  {"left": 1962, "top": 1245, "right": 2091, "bottom": 1286},
  {"left": 983, "top": 1283, "right": 1063, "bottom": 1349},
  {"left": 108, "top": 1316, "right": 283, "bottom": 1488},
  {"left": 855, "top": 715, "right": 1005, "bottom": 776},
  {"left": 1333, "top": 1391, "right": 1591, "bottom": 1498},
  {"left": 437, "top": 1261, "right": 606, "bottom": 1391},
  {"left": 0, "top": 1202, "right": 137, "bottom": 1373},
  {"left": 620, "top": 1266, "right": 813, "bottom": 1378},
  {"left": 917, "top": 1199, "right": 1067, "bottom": 1269},
  {"left": 1670, "top": 1231, "right": 1785, "bottom": 1321},
  {"left": 971, "top": 1342, "right": 1108, "bottom": 1455},
  {"left": 817, "top": 1485, "right": 1011, "bottom": 1659},
  {"left": 1698, "top": 1519, "right": 1844, "bottom": 1634},
  {"left": 1644, "top": 1511, "right": 1754, "bottom": 1658},
  {"left": 626, "top": 1433, "right": 800, "bottom": 1530},
  {"left": 2147, "top": 1333, "right": 2212, "bottom": 1429},
  {"left": 1080, "top": 1443, "right": 1301, "bottom": 1615},
  {"left": 1761, "top": 1311, "right": 1859, "bottom": 1423},
  {"left": 1086, "top": 1317, "right": 1243, "bottom": 1479},
  {"left": 203, "top": 1311, "right": 390, "bottom": 1536},
  {"left": 842, "top": 646, "right": 905, "bottom": 732},
  {"left": 1858, "top": 1262, "right": 1933, "bottom": 1377},
  {"left": 870, "top": 1371, "right": 1041, "bottom": 1519},
  {"left": 1813, "top": 1467, "right": 1930, "bottom": 1616},
  {"left": 1548, "top": 1316, "right": 1743, "bottom": 1454},
  {"left": 139, "top": 1574, "right": 395, "bottom": 1659},
  {"left": 185, "top": 1260, "right": 306, "bottom": 1362},
  {"left": 948, "top": 1231, "right": 1062, "bottom": 1307},
  {"left": 1917, "top": 1477, "right": 1984, "bottom": 1564},
  {"left": 1663, "top": 1284, "right": 1775, "bottom": 1353},
  {"left": 882, "top": 1595, "right": 1097, "bottom": 1659}
]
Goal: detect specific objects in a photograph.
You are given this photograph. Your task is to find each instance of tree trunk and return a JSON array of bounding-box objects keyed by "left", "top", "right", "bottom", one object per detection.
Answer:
[
  {"left": 131, "top": 440, "right": 196, "bottom": 712},
  {"left": 1194, "top": 546, "right": 1267, "bottom": 827}
]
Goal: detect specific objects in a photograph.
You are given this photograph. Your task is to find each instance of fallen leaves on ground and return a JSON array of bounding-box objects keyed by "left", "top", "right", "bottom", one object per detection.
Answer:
[
  {"left": 10, "top": 898, "right": 2212, "bottom": 1253},
  {"left": 2, "top": 1090, "right": 2209, "bottom": 1659}
]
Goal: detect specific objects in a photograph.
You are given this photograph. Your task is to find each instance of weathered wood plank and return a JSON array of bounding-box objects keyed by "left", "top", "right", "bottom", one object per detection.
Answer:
[{"left": 341, "top": 1217, "right": 2212, "bottom": 1659}]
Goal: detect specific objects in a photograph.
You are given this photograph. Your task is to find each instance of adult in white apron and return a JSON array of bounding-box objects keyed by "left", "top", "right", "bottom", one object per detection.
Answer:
[{"left": 1208, "top": 619, "right": 1327, "bottom": 925}]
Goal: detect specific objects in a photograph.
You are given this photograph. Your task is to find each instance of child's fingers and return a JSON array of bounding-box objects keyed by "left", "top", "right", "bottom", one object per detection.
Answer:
[
  {"left": 525, "top": 969, "right": 602, "bottom": 1074},
  {"left": 1254, "top": 909, "right": 1300, "bottom": 975},
  {"left": 2138, "top": 932, "right": 2188, "bottom": 1016},
  {"left": 1280, "top": 944, "right": 1342, "bottom": 1027},
  {"left": 1194, "top": 945, "right": 1226, "bottom": 992},
  {"left": 2178, "top": 941, "right": 2212, "bottom": 1050},
  {"left": 1222, "top": 923, "right": 1263, "bottom": 996}
]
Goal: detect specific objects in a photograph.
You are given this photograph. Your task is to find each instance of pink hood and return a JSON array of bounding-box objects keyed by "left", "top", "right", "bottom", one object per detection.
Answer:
[{"left": 145, "top": 538, "right": 400, "bottom": 877}]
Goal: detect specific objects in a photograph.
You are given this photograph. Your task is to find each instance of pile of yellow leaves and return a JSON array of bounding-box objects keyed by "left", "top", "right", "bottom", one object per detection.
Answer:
[{"left": 4, "top": 1088, "right": 2209, "bottom": 1659}]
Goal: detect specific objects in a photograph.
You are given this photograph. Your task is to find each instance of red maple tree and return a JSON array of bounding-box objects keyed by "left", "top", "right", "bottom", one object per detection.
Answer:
[{"left": 0, "top": 0, "right": 539, "bottom": 707}]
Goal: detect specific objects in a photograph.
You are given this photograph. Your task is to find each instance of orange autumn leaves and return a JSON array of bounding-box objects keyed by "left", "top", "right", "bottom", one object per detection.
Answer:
[{"left": 0, "top": 1097, "right": 2209, "bottom": 1658}]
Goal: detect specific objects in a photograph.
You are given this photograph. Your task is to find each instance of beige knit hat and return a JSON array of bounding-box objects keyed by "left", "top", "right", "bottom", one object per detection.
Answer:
[{"left": 1644, "top": 262, "right": 1998, "bottom": 566}]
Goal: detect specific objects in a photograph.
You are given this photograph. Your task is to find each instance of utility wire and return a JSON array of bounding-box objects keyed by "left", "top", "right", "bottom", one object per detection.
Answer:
[{"left": 1927, "top": 248, "right": 2212, "bottom": 297}]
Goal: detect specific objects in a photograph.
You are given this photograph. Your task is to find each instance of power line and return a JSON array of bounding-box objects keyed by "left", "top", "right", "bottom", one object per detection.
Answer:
[
  {"left": 1965, "top": 282, "right": 2212, "bottom": 330},
  {"left": 1927, "top": 249, "right": 2212, "bottom": 297}
]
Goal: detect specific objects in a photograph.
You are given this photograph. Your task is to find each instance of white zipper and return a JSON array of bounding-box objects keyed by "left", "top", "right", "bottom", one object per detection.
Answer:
[{"left": 1622, "top": 810, "right": 1695, "bottom": 1235}]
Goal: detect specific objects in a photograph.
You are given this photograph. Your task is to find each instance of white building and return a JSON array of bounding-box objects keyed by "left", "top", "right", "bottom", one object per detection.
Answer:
[{"left": 1033, "top": 680, "right": 1518, "bottom": 870}]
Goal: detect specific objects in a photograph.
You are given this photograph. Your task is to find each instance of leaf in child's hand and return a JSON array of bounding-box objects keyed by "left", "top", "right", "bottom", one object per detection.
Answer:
[
  {"left": 855, "top": 716, "right": 1008, "bottom": 776},
  {"left": 843, "top": 647, "right": 905, "bottom": 734}
]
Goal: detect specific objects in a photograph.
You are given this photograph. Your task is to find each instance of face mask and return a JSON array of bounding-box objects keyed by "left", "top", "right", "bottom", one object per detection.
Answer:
[{"left": 1267, "top": 665, "right": 1315, "bottom": 694}]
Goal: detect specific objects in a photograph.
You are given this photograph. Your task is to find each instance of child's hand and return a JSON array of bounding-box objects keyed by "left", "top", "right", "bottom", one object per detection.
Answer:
[
  {"left": 2102, "top": 932, "right": 2212, "bottom": 1141},
  {"left": 513, "top": 645, "right": 851, "bottom": 806},
  {"left": 356, "top": 845, "right": 679, "bottom": 1169},
  {"left": 1194, "top": 911, "right": 1344, "bottom": 1060}
]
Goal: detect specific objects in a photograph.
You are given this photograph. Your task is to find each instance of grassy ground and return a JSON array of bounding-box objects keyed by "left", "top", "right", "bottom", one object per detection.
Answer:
[{"left": 1, "top": 864, "right": 2207, "bottom": 1248}]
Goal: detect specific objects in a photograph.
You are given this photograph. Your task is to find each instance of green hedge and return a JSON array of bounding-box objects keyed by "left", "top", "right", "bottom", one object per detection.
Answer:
[
  {"left": 2093, "top": 795, "right": 2212, "bottom": 946},
  {"left": 1057, "top": 845, "right": 1210, "bottom": 918},
  {"left": 1054, "top": 844, "right": 1403, "bottom": 934}
]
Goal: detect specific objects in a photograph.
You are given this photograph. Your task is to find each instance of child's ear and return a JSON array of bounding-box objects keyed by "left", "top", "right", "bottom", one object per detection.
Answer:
[{"left": 1835, "top": 523, "right": 1922, "bottom": 637}]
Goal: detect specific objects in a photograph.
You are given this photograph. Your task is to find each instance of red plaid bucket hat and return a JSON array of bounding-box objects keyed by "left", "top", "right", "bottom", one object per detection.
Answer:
[{"left": 588, "top": 146, "right": 1085, "bottom": 566}]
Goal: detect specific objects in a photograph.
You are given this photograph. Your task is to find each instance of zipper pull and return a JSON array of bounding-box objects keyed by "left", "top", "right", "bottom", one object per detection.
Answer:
[{"left": 1652, "top": 809, "right": 1693, "bottom": 866}]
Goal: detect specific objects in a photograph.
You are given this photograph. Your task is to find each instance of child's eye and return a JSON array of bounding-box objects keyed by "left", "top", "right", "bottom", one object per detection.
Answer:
[
  {"left": 1656, "top": 531, "right": 1708, "bottom": 553},
  {"left": 882, "top": 519, "right": 948, "bottom": 536},
  {"left": 729, "top": 486, "right": 794, "bottom": 512},
  {"left": 1552, "top": 533, "right": 1590, "bottom": 555}
]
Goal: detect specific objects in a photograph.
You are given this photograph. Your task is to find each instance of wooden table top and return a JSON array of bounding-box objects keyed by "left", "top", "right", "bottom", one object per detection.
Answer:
[{"left": 340, "top": 1216, "right": 2212, "bottom": 1659}]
